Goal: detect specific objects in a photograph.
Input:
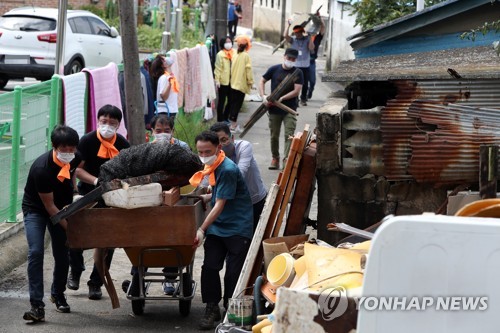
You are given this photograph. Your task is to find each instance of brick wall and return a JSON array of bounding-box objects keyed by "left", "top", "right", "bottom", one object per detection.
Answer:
[{"left": 0, "top": 1, "right": 106, "bottom": 16}]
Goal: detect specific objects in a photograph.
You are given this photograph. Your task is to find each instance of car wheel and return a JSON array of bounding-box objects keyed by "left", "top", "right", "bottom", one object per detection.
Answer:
[
  {"left": 66, "top": 59, "right": 83, "bottom": 75},
  {"left": 0, "top": 75, "right": 9, "bottom": 89}
]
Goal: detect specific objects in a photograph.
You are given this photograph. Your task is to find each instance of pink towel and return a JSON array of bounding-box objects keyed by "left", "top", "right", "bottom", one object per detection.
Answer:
[
  {"left": 83, "top": 63, "right": 127, "bottom": 137},
  {"left": 184, "top": 47, "right": 203, "bottom": 113},
  {"left": 61, "top": 72, "right": 87, "bottom": 138},
  {"left": 176, "top": 49, "right": 188, "bottom": 108}
]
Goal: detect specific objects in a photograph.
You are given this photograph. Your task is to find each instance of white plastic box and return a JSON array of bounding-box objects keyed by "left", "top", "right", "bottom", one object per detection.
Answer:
[{"left": 102, "top": 183, "right": 163, "bottom": 209}]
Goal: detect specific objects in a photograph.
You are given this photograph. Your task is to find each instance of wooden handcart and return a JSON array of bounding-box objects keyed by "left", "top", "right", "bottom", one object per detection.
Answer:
[{"left": 67, "top": 196, "right": 204, "bottom": 316}]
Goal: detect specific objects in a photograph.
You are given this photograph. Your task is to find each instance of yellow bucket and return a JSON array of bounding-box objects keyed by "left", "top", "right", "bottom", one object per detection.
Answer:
[{"left": 266, "top": 253, "right": 295, "bottom": 287}]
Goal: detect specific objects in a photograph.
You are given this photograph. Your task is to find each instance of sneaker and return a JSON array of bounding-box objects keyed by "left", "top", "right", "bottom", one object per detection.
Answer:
[
  {"left": 162, "top": 281, "right": 176, "bottom": 296},
  {"left": 88, "top": 284, "right": 102, "bottom": 300},
  {"left": 67, "top": 271, "right": 81, "bottom": 291},
  {"left": 23, "top": 305, "right": 45, "bottom": 322},
  {"left": 268, "top": 158, "right": 279, "bottom": 170},
  {"left": 300, "top": 100, "right": 307, "bottom": 106},
  {"left": 122, "top": 279, "right": 131, "bottom": 293},
  {"left": 230, "top": 125, "right": 242, "bottom": 134},
  {"left": 50, "top": 294, "right": 71, "bottom": 313},
  {"left": 199, "top": 303, "right": 222, "bottom": 330}
]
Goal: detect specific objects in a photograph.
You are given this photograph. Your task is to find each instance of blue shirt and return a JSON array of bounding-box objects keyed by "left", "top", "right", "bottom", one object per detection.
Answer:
[
  {"left": 207, "top": 158, "right": 253, "bottom": 239},
  {"left": 228, "top": 3, "right": 236, "bottom": 21}
]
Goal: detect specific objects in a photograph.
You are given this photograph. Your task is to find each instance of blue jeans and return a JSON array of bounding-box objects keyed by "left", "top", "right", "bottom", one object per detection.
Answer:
[
  {"left": 24, "top": 212, "right": 69, "bottom": 307},
  {"left": 308, "top": 59, "right": 317, "bottom": 98}
]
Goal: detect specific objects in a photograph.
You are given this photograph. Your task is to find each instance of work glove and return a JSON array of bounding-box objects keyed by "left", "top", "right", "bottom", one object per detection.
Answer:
[
  {"left": 195, "top": 228, "right": 205, "bottom": 248},
  {"left": 73, "top": 194, "right": 84, "bottom": 203}
]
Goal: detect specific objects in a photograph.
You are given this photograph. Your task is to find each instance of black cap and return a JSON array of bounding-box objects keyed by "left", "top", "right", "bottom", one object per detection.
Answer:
[{"left": 284, "top": 48, "right": 298, "bottom": 59}]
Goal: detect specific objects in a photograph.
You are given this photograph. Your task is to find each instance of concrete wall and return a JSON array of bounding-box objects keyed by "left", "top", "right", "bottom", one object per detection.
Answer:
[
  {"left": 326, "top": 0, "right": 360, "bottom": 70},
  {"left": 0, "top": 0, "right": 105, "bottom": 15},
  {"left": 315, "top": 98, "right": 448, "bottom": 245}
]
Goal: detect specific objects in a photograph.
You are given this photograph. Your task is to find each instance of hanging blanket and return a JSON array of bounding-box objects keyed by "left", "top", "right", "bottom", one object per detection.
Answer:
[
  {"left": 61, "top": 72, "right": 87, "bottom": 138},
  {"left": 83, "top": 63, "right": 127, "bottom": 138},
  {"left": 199, "top": 45, "right": 217, "bottom": 102},
  {"left": 184, "top": 47, "right": 203, "bottom": 113},
  {"left": 175, "top": 49, "right": 188, "bottom": 109}
]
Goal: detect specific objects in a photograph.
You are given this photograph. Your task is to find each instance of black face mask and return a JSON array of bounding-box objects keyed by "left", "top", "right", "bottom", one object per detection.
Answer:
[
  {"left": 238, "top": 44, "right": 247, "bottom": 52},
  {"left": 222, "top": 142, "right": 236, "bottom": 158}
]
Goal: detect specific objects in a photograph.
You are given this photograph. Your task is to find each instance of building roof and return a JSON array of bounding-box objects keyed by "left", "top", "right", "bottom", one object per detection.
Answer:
[
  {"left": 323, "top": 45, "right": 500, "bottom": 82},
  {"left": 348, "top": 0, "right": 495, "bottom": 50}
]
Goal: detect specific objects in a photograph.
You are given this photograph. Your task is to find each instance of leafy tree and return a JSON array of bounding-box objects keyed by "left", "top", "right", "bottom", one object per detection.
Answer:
[
  {"left": 349, "top": 0, "right": 445, "bottom": 30},
  {"left": 460, "top": 20, "right": 500, "bottom": 56}
]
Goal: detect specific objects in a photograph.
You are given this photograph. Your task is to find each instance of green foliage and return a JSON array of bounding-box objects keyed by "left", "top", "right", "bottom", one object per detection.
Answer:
[
  {"left": 349, "top": 0, "right": 445, "bottom": 30},
  {"left": 174, "top": 109, "right": 214, "bottom": 151},
  {"left": 137, "top": 25, "right": 163, "bottom": 50},
  {"left": 78, "top": 4, "right": 105, "bottom": 18},
  {"left": 460, "top": 20, "right": 500, "bottom": 41}
]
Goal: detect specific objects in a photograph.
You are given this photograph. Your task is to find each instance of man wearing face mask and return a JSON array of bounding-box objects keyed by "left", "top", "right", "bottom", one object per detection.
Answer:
[
  {"left": 67, "top": 104, "right": 130, "bottom": 301},
  {"left": 259, "top": 48, "right": 304, "bottom": 170},
  {"left": 227, "top": 35, "right": 254, "bottom": 134},
  {"left": 149, "top": 114, "right": 189, "bottom": 149},
  {"left": 22, "top": 125, "right": 81, "bottom": 322},
  {"left": 190, "top": 131, "right": 253, "bottom": 330},
  {"left": 210, "top": 122, "right": 267, "bottom": 230},
  {"left": 284, "top": 23, "right": 314, "bottom": 107},
  {"left": 214, "top": 36, "right": 235, "bottom": 122}
]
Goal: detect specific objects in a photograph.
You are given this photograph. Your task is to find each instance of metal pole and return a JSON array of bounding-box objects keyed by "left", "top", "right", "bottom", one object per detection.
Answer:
[
  {"left": 54, "top": 0, "right": 68, "bottom": 75},
  {"left": 281, "top": 0, "right": 287, "bottom": 41},
  {"left": 162, "top": 31, "right": 171, "bottom": 52},
  {"left": 49, "top": 75, "right": 61, "bottom": 132},
  {"left": 165, "top": 0, "right": 172, "bottom": 32},
  {"left": 175, "top": 7, "right": 182, "bottom": 49},
  {"left": 8, "top": 86, "right": 22, "bottom": 222}
]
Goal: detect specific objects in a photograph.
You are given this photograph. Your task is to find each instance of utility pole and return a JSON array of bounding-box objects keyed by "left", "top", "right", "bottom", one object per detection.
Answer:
[
  {"left": 118, "top": 0, "right": 145, "bottom": 145},
  {"left": 281, "top": 0, "right": 287, "bottom": 41},
  {"left": 206, "top": 0, "right": 227, "bottom": 39}
]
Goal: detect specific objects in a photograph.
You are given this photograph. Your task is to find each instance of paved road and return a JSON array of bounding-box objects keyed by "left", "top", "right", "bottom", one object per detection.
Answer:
[{"left": 0, "top": 42, "right": 340, "bottom": 332}]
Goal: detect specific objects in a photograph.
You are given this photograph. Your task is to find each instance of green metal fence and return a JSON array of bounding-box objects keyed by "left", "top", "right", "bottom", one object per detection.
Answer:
[{"left": 0, "top": 77, "right": 61, "bottom": 222}]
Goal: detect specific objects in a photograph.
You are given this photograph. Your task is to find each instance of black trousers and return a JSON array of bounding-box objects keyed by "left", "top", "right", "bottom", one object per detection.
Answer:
[
  {"left": 201, "top": 234, "right": 251, "bottom": 309},
  {"left": 298, "top": 66, "right": 310, "bottom": 102},
  {"left": 227, "top": 88, "right": 245, "bottom": 123},
  {"left": 69, "top": 248, "right": 114, "bottom": 287},
  {"left": 228, "top": 20, "right": 237, "bottom": 39},
  {"left": 217, "top": 84, "right": 232, "bottom": 122}
]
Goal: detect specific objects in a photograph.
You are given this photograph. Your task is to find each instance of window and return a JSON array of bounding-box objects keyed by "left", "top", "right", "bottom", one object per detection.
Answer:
[
  {"left": 0, "top": 15, "right": 56, "bottom": 31},
  {"left": 87, "top": 17, "right": 110, "bottom": 36},
  {"left": 69, "top": 16, "right": 92, "bottom": 34}
]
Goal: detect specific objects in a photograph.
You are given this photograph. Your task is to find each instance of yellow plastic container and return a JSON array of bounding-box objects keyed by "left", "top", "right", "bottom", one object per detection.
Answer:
[{"left": 267, "top": 253, "right": 295, "bottom": 287}]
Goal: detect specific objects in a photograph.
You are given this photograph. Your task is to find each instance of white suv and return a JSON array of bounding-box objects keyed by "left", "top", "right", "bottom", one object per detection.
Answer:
[{"left": 0, "top": 7, "right": 123, "bottom": 89}]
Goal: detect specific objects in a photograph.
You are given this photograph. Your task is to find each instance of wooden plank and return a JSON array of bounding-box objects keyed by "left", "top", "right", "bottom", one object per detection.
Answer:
[
  {"left": 285, "top": 142, "right": 317, "bottom": 235},
  {"left": 272, "top": 125, "right": 310, "bottom": 237},
  {"left": 67, "top": 200, "right": 203, "bottom": 248},
  {"left": 227, "top": 184, "right": 280, "bottom": 306},
  {"left": 245, "top": 126, "right": 309, "bottom": 293},
  {"left": 240, "top": 69, "right": 300, "bottom": 138}
]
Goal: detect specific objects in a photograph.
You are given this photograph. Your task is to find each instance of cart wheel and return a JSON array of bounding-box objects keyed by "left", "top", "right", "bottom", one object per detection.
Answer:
[
  {"left": 179, "top": 272, "right": 193, "bottom": 316},
  {"left": 130, "top": 272, "right": 145, "bottom": 315}
]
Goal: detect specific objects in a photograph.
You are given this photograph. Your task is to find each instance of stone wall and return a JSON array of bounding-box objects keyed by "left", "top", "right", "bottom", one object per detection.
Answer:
[{"left": 316, "top": 98, "right": 448, "bottom": 245}]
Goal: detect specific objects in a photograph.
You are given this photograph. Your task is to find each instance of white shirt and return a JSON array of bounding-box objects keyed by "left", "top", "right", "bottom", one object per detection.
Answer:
[{"left": 156, "top": 73, "right": 178, "bottom": 115}]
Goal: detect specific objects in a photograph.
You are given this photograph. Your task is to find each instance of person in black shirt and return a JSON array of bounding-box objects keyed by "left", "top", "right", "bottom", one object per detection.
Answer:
[
  {"left": 22, "top": 125, "right": 81, "bottom": 322},
  {"left": 67, "top": 105, "right": 130, "bottom": 300},
  {"left": 258, "top": 48, "right": 304, "bottom": 170}
]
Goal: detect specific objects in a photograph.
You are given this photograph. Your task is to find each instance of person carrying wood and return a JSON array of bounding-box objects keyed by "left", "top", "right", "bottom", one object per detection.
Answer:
[{"left": 258, "top": 48, "right": 304, "bottom": 170}]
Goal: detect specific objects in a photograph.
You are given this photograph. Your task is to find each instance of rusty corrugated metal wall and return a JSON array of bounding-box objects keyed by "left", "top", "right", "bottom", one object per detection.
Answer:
[{"left": 382, "top": 79, "right": 500, "bottom": 184}]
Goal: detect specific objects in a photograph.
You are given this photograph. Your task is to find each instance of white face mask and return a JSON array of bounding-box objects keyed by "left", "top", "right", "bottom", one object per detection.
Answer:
[
  {"left": 199, "top": 154, "right": 217, "bottom": 166},
  {"left": 224, "top": 43, "right": 233, "bottom": 50},
  {"left": 57, "top": 151, "right": 75, "bottom": 164},
  {"left": 154, "top": 132, "right": 172, "bottom": 143},
  {"left": 283, "top": 60, "right": 295, "bottom": 69},
  {"left": 99, "top": 124, "right": 117, "bottom": 139}
]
